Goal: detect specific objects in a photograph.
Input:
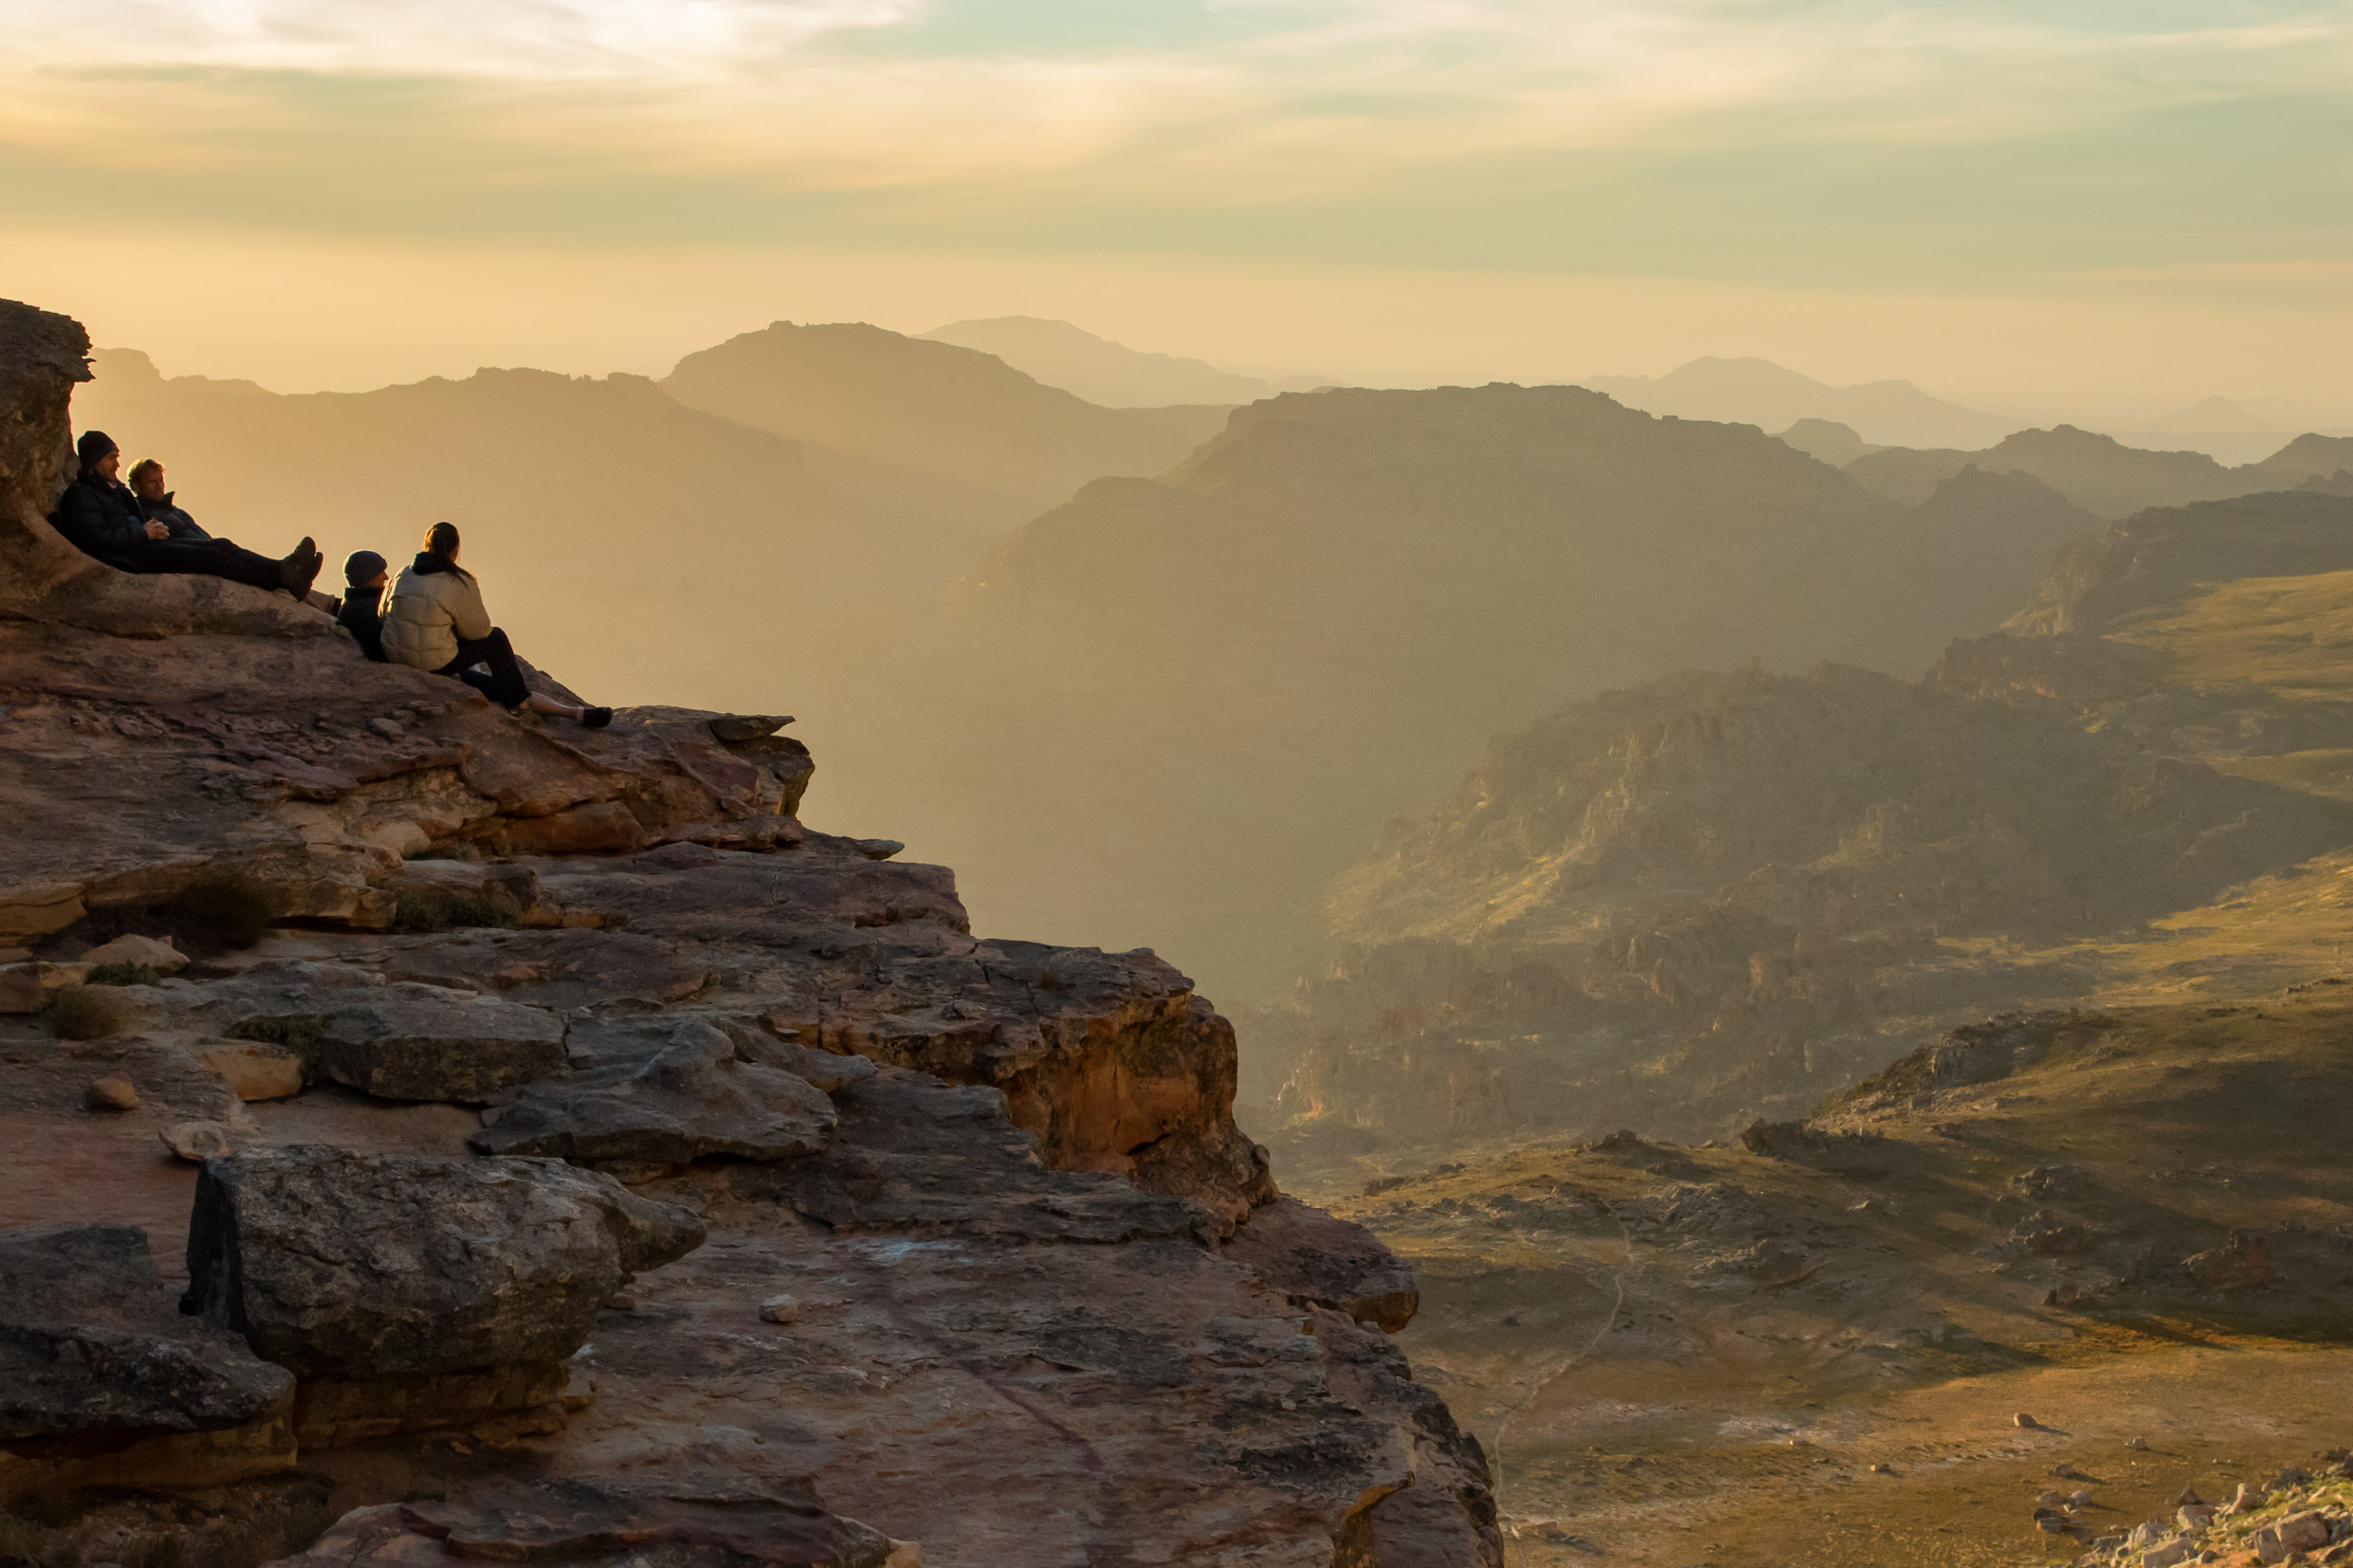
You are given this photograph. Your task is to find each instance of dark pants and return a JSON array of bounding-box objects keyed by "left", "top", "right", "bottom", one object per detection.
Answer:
[
  {"left": 434, "top": 627, "right": 531, "bottom": 709},
  {"left": 111, "top": 537, "right": 283, "bottom": 593}
]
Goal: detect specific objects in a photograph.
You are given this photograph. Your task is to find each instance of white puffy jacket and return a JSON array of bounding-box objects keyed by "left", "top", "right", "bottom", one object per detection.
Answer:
[{"left": 380, "top": 560, "right": 492, "bottom": 671}]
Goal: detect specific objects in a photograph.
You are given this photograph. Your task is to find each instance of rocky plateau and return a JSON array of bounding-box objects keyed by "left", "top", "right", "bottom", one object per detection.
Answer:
[{"left": 0, "top": 299, "right": 1500, "bottom": 1567}]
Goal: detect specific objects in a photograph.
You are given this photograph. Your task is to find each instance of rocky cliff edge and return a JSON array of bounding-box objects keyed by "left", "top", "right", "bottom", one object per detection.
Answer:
[{"left": 0, "top": 299, "right": 1500, "bottom": 1568}]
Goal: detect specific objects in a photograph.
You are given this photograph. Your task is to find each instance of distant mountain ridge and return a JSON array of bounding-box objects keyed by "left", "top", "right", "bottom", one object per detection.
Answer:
[
  {"left": 1847, "top": 424, "right": 2353, "bottom": 518},
  {"left": 663, "top": 320, "right": 1230, "bottom": 518},
  {"left": 817, "top": 381, "right": 2111, "bottom": 1000},
  {"left": 921, "top": 316, "right": 1292, "bottom": 408},
  {"left": 1257, "top": 486, "right": 2353, "bottom": 1165},
  {"left": 1578, "top": 356, "right": 2024, "bottom": 449}
]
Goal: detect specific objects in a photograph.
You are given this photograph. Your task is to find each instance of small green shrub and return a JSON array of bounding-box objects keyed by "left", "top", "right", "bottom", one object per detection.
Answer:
[
  {"left": 83, "top": 962, "right": 162, "bottom": 988},
  {"left": 392, "top": 886, "right": 522, "bottom": 934},
  {"left": 158, "top": 875, "right": 272, "bottom": 955},
  {"left": 47, "top": 984, "right": 131, "bottom": 1041},
  {"left": 226, "top": 1014, "right": 328, "bottom": 1086}
]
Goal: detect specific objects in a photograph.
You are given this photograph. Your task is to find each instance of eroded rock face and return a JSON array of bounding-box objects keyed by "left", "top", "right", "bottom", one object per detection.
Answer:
[
  {"left": 183, "top": 1146, "right": 705, "bottom": 1377},
  {"left": 1221, "top": 1195, "right": 1422, "bottom": 1333}
]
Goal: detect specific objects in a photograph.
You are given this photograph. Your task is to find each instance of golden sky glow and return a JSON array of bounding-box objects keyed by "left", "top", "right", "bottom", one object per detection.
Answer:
[{"left": 5, "top": 0, "right": 2348, "bottom": 417}]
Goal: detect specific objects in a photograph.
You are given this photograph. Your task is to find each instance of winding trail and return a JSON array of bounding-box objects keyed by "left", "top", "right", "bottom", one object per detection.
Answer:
[{"left": 1489, "top": 1201, "right": 1641, "bottom": 1514}]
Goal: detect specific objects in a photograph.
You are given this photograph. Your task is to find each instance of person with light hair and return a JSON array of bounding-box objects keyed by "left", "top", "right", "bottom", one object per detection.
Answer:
[{"left": 381, "top": 521, "right": 612, "bottom": 727}]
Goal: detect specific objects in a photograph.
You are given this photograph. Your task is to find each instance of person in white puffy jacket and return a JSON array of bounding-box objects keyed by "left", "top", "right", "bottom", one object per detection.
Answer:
[{"left": 380, "top": 521, "right": 612, "bottom": 727}]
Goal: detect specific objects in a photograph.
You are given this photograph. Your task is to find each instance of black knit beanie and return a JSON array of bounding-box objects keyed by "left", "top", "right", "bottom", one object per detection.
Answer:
[{"left": 75, "top": 430, "right": 117, "bottom": 470}]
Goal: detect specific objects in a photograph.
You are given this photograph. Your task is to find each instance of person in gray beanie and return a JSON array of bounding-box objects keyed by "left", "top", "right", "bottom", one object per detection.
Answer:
[{"left": 335, "top": 549, "right": 389, "bottom": 661}]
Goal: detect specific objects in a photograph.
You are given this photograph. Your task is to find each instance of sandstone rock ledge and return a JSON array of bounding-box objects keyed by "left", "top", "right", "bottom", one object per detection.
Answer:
[{"left": 0, "top": 299, "right": 1501, "bottom": 1567}]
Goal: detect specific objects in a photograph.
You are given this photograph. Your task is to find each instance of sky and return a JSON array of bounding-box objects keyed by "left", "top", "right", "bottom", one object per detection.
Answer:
[{"left": 4, "top": 0, "right": 2349, "bottom": 418}]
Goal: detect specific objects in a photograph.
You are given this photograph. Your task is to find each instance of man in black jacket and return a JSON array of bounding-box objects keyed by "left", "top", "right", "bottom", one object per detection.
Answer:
[{"left": 52, "top": 432, "right": 321, "bottom": 596}]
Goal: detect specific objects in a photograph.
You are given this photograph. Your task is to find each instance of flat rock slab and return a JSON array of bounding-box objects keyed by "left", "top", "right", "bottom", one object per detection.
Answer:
[
  {"left": 368, "top": 927, "right": 715, "bottom": 1012},
  {"left": 184, "top": 1145, "right": 705, "bottom": 1379},
  {"left": 269, "top": 1474, "right": 904, "bottom": 1567},
  {"left": 472, "top": 1020, "right": 835, "bottom": 1168},
  {"left": 317, "top": 986, "right": 567, "bottom": 1103},
  {"left": 0, "top": 1221, "right": 292, "bottom": 1442},
  {"left": 1221, "top": 1196, "right": 1422, "bottom": 1333}
]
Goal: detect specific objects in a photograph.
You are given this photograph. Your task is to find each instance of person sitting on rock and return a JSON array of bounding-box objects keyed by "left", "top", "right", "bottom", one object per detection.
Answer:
[
  {"left": 52, "top": 432, "right": 322, "bottom": 597},
  {"left": 381, "top": 522, "right": 612, "bottom": 727},
  {"left": 335, "top": 549, "right": 390, "bottom": 662},
  {"left": 127, "top": 459, "right": 206, "bottom": 540}
]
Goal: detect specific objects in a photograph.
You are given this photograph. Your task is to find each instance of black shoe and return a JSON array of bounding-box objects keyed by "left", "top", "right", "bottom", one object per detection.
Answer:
[
  {"left": 277, "top": 546, "right": 314, "bottom": 593},
  {"left": 582, "top": 706, "right": 613, "bottom": 729}
]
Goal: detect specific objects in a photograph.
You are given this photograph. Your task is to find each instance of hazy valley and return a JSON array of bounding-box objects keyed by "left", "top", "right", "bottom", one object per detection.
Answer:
[{"left": 44, "top": 308, "right": 2353, "bottom": 1567}]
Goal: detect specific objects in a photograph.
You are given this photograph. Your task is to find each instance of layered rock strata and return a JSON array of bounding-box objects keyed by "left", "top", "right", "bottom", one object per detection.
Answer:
[{"left": 0, "top": 299, "right": 1498, "bottom": 1567}]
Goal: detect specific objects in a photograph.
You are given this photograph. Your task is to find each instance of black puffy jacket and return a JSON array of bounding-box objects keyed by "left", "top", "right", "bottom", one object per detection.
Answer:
[{"left": 52, "top": 473, "right": 148, "bottom": 559}]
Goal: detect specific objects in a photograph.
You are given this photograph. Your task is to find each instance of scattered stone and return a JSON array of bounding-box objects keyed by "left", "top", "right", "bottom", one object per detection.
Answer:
[
  {"left": 2129, "top": 1435, "right": 2150, "bottom": 1450},
  {"left": 159, "top": 1119, "right": 230, "bottom": 1161},
  {"left": 2179, "top": 1504, "right": 2215, "bottom": 1531},
  {"left": 367, "top": 717, "right": 405, "bottom": 740},
  {"left": 1870, "top": 1463, "right": 1893, "bottom": 1475},
  {"left": 758, "top": 1293, "right": 800, "bottom": 1325},
  {"left": 182, "top": 1145, "right": 705, "bottom": 1378},
  {"left": 2016, "top": 1412, "right": 2043, "bottom": 1429},
  {"left": 2142, "top": 1539, "right": 2194, "bottom": 1568},
  {"left": 2033, "top": 1508, "right": 2070, "bottom": 1533},
  {"left": 2177, "top": 1488, "right": 2205, "bottom": 1506},
  {"left": 77, "top": 934, "right": 189, "bottom": 974},
  {"left": 2276, "top": 1511, "right": 2331, "bottom": 1552},
  {"left": 85, "top": 1074, "right": 138, "bottom": 1111},
  {"left": 855, "top": 839, "right": 905, "bottom": 861},
  {"left": 195, "top": 1041, "right": 305, "bottom": 1102},
  {"left": 2182, "top": 1230, "right": 2274, "bottom": 1291}
]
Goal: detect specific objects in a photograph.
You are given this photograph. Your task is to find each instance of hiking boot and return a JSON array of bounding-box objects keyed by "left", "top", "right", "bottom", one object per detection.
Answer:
[
  {"left": 581, "top": 706, "right": 614, "bottom": 729},
  {"left": 278, "top": 545, "right": 321, "bottom": 594}
]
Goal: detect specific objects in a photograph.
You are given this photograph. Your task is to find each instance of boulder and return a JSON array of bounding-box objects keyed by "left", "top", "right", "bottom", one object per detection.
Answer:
[
  {"left": 0, "top": 1222, "right": 292, "bottom": 1442},
  {"left": 471, "top": 1019, "right": 836, "bottom": 1168},
  {"left": 264, "top": 1477, "right": 908, "bottom": 1568},
  {"left": 1221, "top": 1196, "right": 1421, "bottom": 1332},
  {"left": 196, "top": 1040, "right": 306, "bottom": 1101},
  {"left": 79, "top": 933, "right": 189, "bottom": 974},
  {"left": 313, "top": 984, "right": 567, "bottom": 1102},
  {"left": 183, "top": 1145, "right": 704, "bottom": 1378}
]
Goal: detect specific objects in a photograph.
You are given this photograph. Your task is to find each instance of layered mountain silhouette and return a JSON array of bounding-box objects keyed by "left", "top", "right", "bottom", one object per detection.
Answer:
[
  {"left": 921, "top": 317, "right": 1290, "bottom": 408},
  {"left": 816, "top": 383, "right": 2107, "bottom": 996},
  {"left": 1773, "top": 418, "right": 1881, "bottom": 467},
  {"left": 1846, "top": 425, "right": 2353, "bottom": 518},
  {"left": 1254, "top": 486, "right": 2353, "bottom": 1164},
  {"left": 663, "top": 320, "right": 1229, "bottom": 518},
  {"left": 1578, "top": 357, "right": 2022, "bottom": 448}
]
